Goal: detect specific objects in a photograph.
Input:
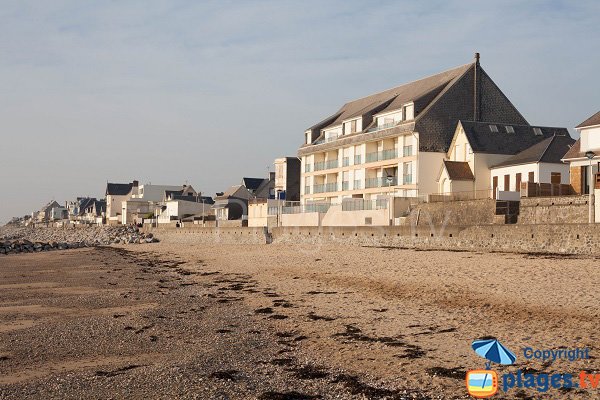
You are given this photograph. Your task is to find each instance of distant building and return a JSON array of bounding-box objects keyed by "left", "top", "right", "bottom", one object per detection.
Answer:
[
  {"left": 36, "top": 200, "right": 61, "bottom": 222},
  {"left": 106, "top": 181, "right": 136, "bottom": 224},
  {"left": 274, "top": 157, "right": 301, "bottom": 201},
  {"left": 214, "top": 175, "right": 274, "bottom": 226},
  {"left": 122, "top": 183, "right": 184, "bottom": 225}
]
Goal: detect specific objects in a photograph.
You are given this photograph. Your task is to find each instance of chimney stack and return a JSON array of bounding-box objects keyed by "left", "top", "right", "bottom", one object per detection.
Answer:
[
  {"left": 132, "top": 180, "right": 139, "bottom": 187},
  {"left": 473, "top": 52, "right": 480, "bottom": 121}
]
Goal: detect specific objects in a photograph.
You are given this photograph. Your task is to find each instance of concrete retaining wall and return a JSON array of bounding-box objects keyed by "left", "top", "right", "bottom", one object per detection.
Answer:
[{"left": 406, "top": 199, "right": 496, "bottom": 226}]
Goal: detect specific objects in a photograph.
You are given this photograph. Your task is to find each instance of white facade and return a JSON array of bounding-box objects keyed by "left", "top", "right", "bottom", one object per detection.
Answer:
[{"left": 157, "top": 200, "right": 211, "bottom": 224}]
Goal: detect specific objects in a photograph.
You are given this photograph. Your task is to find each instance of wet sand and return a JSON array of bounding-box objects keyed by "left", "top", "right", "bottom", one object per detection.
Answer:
[{"left": 0, "top": 244, "right": 599, "bottom": 399}]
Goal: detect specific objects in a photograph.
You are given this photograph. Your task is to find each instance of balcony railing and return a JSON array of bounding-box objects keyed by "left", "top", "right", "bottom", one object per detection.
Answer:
[
  {"left": 403, "top": 174, "right": 413, "bottom": 185},
  {"left": 343, "top": 157, "right": 350, "bottom": 167},
  {"left": 403, "top": 145, "right": 413, "bottom": 157},
  {"left": 342, "top": 198, "right": 389, "bottom": 211},
  {"left": 365, "top": 176, "right": 398, "bottom": 189},
  {"left": 353, "top": 180, "right": 362, "bottom": 190},
  {"left": 305, "top": 164, "right": 312, "bottom": 173},
  {"left": 366, "top": 122, "right": 397, "bottom": 133},
  {"left": 282, "top": 201, "right": 332, "bottom": 214},
  {"left": 342, "top": 181, "right": 349, "bottom": 191},
  {"left": 304, "top": 185, "right": 311, "bottom": 195},
  {"left": 313, "top": 183, "right": 338, "bottom": 193},
  {"left": 326, "top": 159, "right": 339, "bottom": 169},
  {"left": 354, "top": 155, "right": 361, "bottom": 165},
  {"left": 365, "top": 149, "right": 398, "bottom": 163},
  {"left": 314, "top": 159, "right": 338, "bottom": 171}
]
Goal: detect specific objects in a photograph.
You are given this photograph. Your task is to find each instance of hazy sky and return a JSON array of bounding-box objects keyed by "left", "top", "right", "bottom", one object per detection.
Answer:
[{"left": 1, "top": 0, "right": 599, "bottom": 223}]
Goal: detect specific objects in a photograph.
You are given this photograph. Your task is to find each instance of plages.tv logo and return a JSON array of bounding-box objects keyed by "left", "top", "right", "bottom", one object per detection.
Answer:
[{"left": 466, "top": 338, "right": 516, "bottom": 398}]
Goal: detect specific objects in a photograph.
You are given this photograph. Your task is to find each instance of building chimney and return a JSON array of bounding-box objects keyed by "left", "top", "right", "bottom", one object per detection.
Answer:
[
  {"left": 473, "top": 52, "right": 481, "bottom": 121},
  {"left": 132, "top": 180, "right": 139, "bottom": 187}
]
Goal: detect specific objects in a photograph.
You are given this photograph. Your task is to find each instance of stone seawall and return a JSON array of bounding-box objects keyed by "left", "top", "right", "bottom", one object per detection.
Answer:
[
  {"left": 272, "top": 224, "right": 598, "bottom": 255},
  {"left": 144, "top": 226, "right": 268, "bottom": 245},
  {"left": 144, "top": 223, "right": 600, "bottom": 255},
  {"left": 518, "top": 196, "right": 588, "bottom": 224}
]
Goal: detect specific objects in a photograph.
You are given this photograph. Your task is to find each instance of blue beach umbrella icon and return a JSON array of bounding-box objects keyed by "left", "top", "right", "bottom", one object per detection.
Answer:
[{"left": 472, "top": 338, "right": 516, "bottom": 366}]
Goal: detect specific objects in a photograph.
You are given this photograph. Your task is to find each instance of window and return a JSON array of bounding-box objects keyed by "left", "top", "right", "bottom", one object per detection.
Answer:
[
  {"left": 533, "top": 127, "right": 543, "bottom": 136},
  {"left": 350, "top": 120, "right": 357, "bottom": 134},
  {"left": 516, "top": 173, "right": 522, "bottom": 192},
  {"left": 551, "top": 172, "right": 561, "bottom": 184},
  {"left": 489, "top": 125, "right": 499, "bottom": 132},
  {"left": 528, "top": 171, "right": 535, "bottom": 183},
  {"left": 505, "top": 126, "right": 514, "bottom": 133},
  {"left": 504, "top": 175, "right": 510, "bottom": 191},
  {"left": 493, "top": 176, "right": 498, "bottom": 199}
]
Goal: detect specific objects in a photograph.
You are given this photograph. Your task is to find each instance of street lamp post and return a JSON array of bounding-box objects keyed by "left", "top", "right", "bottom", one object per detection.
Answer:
[
  {"left": 586, "top": 151, "right": 596, "bottom": 224},
  {"left": 386, "top": 175, "right": 393, "bottom": 226}
]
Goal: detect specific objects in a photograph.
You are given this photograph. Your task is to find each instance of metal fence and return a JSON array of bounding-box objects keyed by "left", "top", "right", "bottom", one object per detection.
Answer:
[
  {"left": 281, "top": 201, "right": 333, "bottom": 214},
  {"left": 341, "top": 198, "right": 389, "bottom": 211},
  {"left": 365, "top": 176, "right": 398, "bottom": 189}
]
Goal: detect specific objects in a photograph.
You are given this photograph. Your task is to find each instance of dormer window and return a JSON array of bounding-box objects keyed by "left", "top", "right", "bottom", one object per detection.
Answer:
[
  {"left": 344, "top": 119, "right": 358, "bottom": 135},
  {"left": 533, "top": 127, "right": 543, "bottom": 136},
  {"left": 505, "top": 126, "right": 514, "bottom": 133},
  {"left": 402, "top": 103, "right": 414, "bottom": 120},
  {"left": 489, "top": 125, "right": 499, "bottom": 132}
]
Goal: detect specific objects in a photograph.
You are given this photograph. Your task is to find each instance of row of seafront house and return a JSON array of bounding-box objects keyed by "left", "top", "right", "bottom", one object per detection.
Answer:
[
  {"left": 11, "top": 54, "right": 600, "bottom": 229},
  {"left": 17, "top": 156, "right": 300, "bottom": 229}
]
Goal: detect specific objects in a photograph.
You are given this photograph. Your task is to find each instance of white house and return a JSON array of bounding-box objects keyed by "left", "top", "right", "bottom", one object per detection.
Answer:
[
  {"left": 438, "top": 121, "right": 572, "bottom": 199},
  {"left": 122, "top": 183, "right": 189, "bottom": 225},
  {"left": 490, "top": 134, "right": 574, "bottom": 195},
  {"left": 562, "top": 110, "right": 600, "bottom": 195}
]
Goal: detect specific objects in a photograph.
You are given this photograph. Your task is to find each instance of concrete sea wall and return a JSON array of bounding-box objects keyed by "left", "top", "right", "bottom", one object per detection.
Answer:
[{"left": 146, "top": 223, "right": 600, "bottom": 255}]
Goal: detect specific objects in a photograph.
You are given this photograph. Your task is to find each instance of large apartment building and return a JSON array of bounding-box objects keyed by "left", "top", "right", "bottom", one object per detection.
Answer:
[{"left": 298, "top": 54, "right": 529, "bottom": 206}]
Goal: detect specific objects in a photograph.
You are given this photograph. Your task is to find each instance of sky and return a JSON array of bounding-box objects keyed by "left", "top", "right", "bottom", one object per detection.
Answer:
[{"left": 1, "top": 0, "right": 599, "bottom": 223}]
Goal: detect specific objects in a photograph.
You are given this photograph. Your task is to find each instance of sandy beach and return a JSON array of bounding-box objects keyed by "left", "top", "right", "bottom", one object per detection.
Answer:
[{"left": 1, "top": 243, "right": 599, "bottom": 399}]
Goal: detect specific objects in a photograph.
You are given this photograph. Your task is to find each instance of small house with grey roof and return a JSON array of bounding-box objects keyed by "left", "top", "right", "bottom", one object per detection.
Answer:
[{"left": 439, "top": 121, "right": 573, "bottom": 198}]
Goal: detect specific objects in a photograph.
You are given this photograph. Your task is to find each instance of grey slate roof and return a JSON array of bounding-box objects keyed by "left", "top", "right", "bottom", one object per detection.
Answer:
[
  {"left": 576, "top": 110, "right": 600, "bottom": 128},
  {"left": 106, "top": 183, "right": 133, "bottom": 196},
  {"left": 242, "top": 177, "right": 266, "bottom": 191},
  {"left": 443, "top": 161, "right": 474, "bottom": 180},
  {"left": 460, "top": 121, "right": 570, "bottom": 155},
  {"left": 303, "top": 57, "right": 530, "bottom": 153},
  {"left": 491, "top": 134, "right": 576, "bottom": 168},
  {"left": 561, "top": 139, "right": 583, "bottom": 160},
  {"left": 308, "top": 63, "right": 472, "bottom": 133}
]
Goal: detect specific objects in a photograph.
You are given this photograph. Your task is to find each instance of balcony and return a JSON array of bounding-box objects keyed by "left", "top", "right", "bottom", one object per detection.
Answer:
[
  {"left": 314, "top": 161, "right": 325, "bottom": 171},
  {"left": 313, "top": 182, "right": 338, "bottom": 193},
  {"left": 343, "top": 157, "right": 350, "bottom": 167},
  {"left": 403, "top": 174, "right": 413, "bottom": 185},
  {"left": 326, "top": 159, "right": 339, "bottom": 169},
  {"left": 342, "top": 181, "right": 349, "bottom": 191},
  {"left": 403, "top": 145, "right": 413, "bottom": 157},
  {"left": 314, "top": 159, "right": 339, "bottom": 171},
  {"left": 354, "top": 155, "right": 362, "bottom": 165},
  {"left": 365, "top": 176, "right": 398, "bottom": 189},
  {"left": 353, "top": 180, "right": 362, "bottom": 190},
  {"left": 365, "top": 149, "right": 398, "bottom": 163},
  {"left": 366, "top": 121, "right": 397, "bottom": 133}
]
